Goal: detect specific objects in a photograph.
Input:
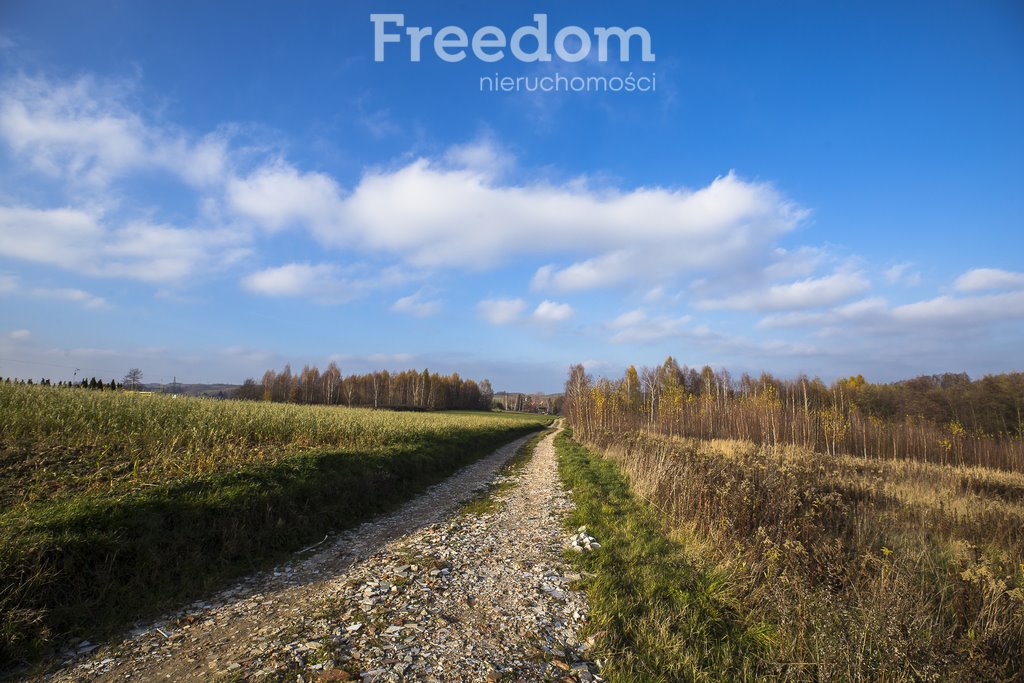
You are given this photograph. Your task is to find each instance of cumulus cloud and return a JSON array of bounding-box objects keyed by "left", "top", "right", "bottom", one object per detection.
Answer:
[
  {"left": 530, "top": 299, "right": 574, "bottom": 324},
  {"left": 0, "top": 74, "right": 809, "bottom": 305},
  {"left": 477, "top": 298, "right": 526, "bottom": 325},
  {"left": 0, "top": 206, "right": 249, "bottom": 283},
  {"left": 8, "top": 329, "right": 31, "bottom": 340},
  {"left": 0, "top": 74, "right": 228, "bottom": 187},
  {"left": 226, "top": 164, "right": 344, "bottom": 233},
  {"left": 392, "top": 290, "right": 441, "bottom": 317},
  {"left": 0, "top": 74, "right": 248, "bottom": 288},
  {"left": 229, "top": 150, "right": 805, "bottom": 284},
  {"left": 954, "top": 268, "right": 1024, "bottom": 292},
  {"left": 698, "top": 271, "right": 870, "bottom": 311}
]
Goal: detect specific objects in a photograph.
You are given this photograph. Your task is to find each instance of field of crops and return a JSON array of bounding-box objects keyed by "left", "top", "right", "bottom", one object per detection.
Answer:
[{"left": 0, "top": 383, "right": 549, "bottom": 667}]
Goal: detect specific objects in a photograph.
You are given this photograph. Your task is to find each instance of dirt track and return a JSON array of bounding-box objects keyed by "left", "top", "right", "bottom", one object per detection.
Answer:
[{"left": 42, "top": 424, "right": 599, "bottom": 682}]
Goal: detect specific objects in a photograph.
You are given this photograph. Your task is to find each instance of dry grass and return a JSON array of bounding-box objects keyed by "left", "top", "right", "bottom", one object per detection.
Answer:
[
  {"left": 556, "top": 431, "right": 773, "bottom": 682},
  {"left": 581, "top": 430, "right": 1024, "bottom": 681}
]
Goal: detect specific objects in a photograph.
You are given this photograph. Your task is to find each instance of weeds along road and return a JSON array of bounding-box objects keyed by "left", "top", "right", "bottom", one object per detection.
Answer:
[{"left": 42, "top": 423, "right": 600, "bottom": 683}]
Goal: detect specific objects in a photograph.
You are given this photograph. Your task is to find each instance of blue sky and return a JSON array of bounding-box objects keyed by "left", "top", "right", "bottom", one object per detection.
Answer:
[{"left": 0, "top": 1, "right": 1022, "bottom": 392}]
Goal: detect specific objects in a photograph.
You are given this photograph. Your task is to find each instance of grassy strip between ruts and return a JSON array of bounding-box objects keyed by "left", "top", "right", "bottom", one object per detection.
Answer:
[
  {"left": 458, "top": 428, "right": 555, "bottom": 517},
  {"left": 1, "top": 416, "right": 548, "bottom": 671},
  {"left": 555, "top": 429, "right": 774, "bottom": 683}
]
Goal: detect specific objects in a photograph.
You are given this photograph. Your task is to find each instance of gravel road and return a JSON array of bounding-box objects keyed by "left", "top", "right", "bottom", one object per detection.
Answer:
[{"left": 41, "top": 423, "right": 599, "bottom": 682}]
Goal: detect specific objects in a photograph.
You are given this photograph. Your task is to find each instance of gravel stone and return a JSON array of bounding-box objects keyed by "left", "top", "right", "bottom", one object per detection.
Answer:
[{"left": 40, "top": 423, "right": 595, "bottom": 682}]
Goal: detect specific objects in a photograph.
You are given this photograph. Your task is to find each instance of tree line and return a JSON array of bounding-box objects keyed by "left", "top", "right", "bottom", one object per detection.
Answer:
[
  {"left": 234, "top": 363, "right": 495, "bottom": 411},
  {"left": 564, "top": 359, "right": 1024, "bottom": 470},
  {"left": 492, "top": 392, "right": 562, "bottom": 413},
  {"left": 2, "top": 377, "right": 122, "bottom": 390}
]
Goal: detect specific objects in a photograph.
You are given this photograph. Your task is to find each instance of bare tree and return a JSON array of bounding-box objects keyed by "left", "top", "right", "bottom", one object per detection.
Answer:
[{"left": 123, "top": 368, "right": 143, "bottom": 391}]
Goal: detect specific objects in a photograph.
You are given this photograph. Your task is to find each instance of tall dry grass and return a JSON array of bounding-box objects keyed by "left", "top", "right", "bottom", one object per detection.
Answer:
[{"left": 581, "top": 430, "right": 1024, "bottom": 680}]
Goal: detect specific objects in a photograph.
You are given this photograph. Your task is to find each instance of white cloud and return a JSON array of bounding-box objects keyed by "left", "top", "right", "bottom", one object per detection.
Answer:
[
  {"left": 0, "top": 74, "right": 228, "bottom": 187},
  {"left": 763, "top": 247, "right": 827, "bottom": 281},
  {"left": 0, "top": 77, "right": 808, "bottom": 303},
  {"left": 477, "top": 298, "right": 526, "bottom": 325},
  {"left": 699, "top": 271, "right": 869, "bottom": 311},
  {"left": 642, "top": 286, "right": 665, "bottom": 302},
  {"left": 609, "top": 308, "right": 647, "bottom": 328},
  {"left": 443, "top": 138, "right": 514, "bottom": 179},
  {"left": 0, "top": 205, "right": 249, "bottom": 283},
  {"left": 392, "top": 290, "right": 441, "bottom": 317},
  {"left": 227, "top": 163, "right": 344, "bottom": 233},
  {"left": 32, "top": 287, "right": 109, "bottom": 309},
  {"left": 0, "top": 275, "right": 106, "bottom": 309},
  {"left": 608, "top": 311, "right": 693, "bottom": 344},
  {"left": 954, "top": 268, "right": 1024, "bottom": 292},
  {"left": 0, "top": 206, "right": 103, "bottom": 266},
  {"left": 760, "top": 290, "right": 1024, "bottom": 331},
  {"left": 241, "top": 263, "right": 378, "bottom": 305},
  {"left": 884, "top": 262, "right": 922, "bottom": 287},
  {"left": 229, "top": 149, "right": 805, "bottom": 285},
  {"left": 758, "top": 297, "right": 888, "bottom": 329},
  {"left": 0, "top": 74, "right": 247, "bottom": 288},
  {"left": 892, "top": 291, "right": 1024, "bottom": 326},
  {"left": 8, "top": 329, "right": 31, "bottom": 340},
  {"left": 531, "top": 252, "right": 637, "bottom": 291},
  {"left": 531, "top": 300, "right": 574, "bottom": 323}
]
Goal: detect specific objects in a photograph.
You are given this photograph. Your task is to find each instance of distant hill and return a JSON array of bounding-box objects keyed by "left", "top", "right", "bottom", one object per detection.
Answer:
[{"left": 140, "top": 383, "right": 240, "bottom": 398}]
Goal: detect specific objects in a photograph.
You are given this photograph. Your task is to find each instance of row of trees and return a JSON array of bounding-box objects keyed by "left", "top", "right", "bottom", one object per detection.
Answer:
[
  {"left": 2, "top": 377, "right": 124, "bottom": 390},
  {"left": 2, "top": 368, "right": 144, "bottom": 391},
  {"left": 492, "top": 392, "right": 562, "bottom": 413},
  {"left": 564, "top": 359, "right": 1024, "bottom": 470},
  {"left": 235, "top": 363, "right": 494, "bottom": 411}
]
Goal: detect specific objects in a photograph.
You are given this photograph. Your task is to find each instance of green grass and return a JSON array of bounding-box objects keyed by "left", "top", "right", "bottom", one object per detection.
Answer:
[
  {"left": 555, "top": 429, "right": 773, "bottom": 682},
  {"left": 0, "top": 383, "right": 550, "bottom": 670}
]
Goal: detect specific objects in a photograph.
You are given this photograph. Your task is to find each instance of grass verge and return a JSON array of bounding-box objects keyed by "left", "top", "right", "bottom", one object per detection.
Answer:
[{"left": 555, "top": 429, "right": 773, "bottom": 682}]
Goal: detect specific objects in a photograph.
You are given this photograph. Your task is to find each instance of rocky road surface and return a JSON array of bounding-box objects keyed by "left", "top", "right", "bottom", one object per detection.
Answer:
[{"left": 41, "top": 423, "right": 601, "bottom": 682}]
